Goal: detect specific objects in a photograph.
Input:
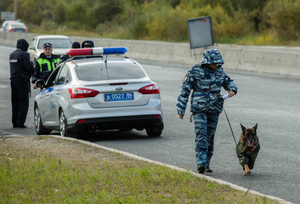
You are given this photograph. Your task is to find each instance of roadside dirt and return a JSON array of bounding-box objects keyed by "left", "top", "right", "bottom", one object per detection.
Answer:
[{"left": 0, "top": 135, "right": 139, "bottom": 166}]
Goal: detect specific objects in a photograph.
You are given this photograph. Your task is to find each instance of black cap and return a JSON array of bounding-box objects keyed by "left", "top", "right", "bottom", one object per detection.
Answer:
[
  {"left": 82, "top": 40, "right": 94, "bottom": 48},
  {"left": 82, "top": 41, "right": 91, "bottom": 47},
  {"left": 72, "top": 42, "right": 80, "bottom": 48},
  {"left": 43, "top": 43, "right": 52, "bottom": 48}
]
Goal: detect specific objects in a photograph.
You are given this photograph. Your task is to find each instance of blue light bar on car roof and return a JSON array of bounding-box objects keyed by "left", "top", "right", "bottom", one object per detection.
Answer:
[
  {"left": 66, "top": 47, "right": 127, "bottom": 56},
  {"left": 103, "top": 47, "right": 127, "bottom": 54}
]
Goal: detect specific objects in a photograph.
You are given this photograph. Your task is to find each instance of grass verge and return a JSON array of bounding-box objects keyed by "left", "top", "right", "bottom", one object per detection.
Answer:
[
  {"left": 0, "top": 136, "right": 281, "bottom": 204},
  {"left": 30, "top": 27, "right": 300, "bottom": 47}
]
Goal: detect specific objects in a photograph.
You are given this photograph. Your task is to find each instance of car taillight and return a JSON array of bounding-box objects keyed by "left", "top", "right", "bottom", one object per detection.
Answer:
[
  {"left": 138, "top": 83, "right": 160, "bottom": 94},
  {"left": 68, "top": 88, "right": 99, "bottom": 99},
  {"left": 9, "top": 29, "right": 13, "bottom": 32},
  {"left": 25, "top": 29, "right": 28, "bottom": 32}
]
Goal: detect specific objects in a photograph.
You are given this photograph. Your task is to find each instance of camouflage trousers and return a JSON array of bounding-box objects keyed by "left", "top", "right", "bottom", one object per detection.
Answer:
[{"left": 193, "top": 112, "right": 220, "bottom": 168}]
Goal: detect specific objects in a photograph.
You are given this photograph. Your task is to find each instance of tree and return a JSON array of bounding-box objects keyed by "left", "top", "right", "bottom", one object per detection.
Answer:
[
  {"left": 18, "top": 0, "right": 45, "bottom": 25},
  {"left": 65, "top": 1, "right": 90, "bottom": 29},
  {"left": 90, "top": 0, "right": 124, "bottom": 25},
  {"left": 0, "top": 0, "right": 13, "bottom": 13},
  {"left": 52, "top": 2, "right": 66, "bottom": 25}
]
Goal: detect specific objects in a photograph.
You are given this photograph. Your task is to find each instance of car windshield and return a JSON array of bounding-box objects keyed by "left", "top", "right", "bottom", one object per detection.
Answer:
[
  {"left": 75, "top": 61, "right": 147, "bottom": 81},
  {"left": 38, "top": 38, "right": 72, "bottom": 49},
  {"left": 10, "top": 23, "right": 26, "bottom": 29}
]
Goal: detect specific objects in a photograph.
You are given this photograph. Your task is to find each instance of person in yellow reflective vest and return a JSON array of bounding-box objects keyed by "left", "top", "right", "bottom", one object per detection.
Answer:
[{"left": 32, "top": 43, "right": 60, "bottom": 89}]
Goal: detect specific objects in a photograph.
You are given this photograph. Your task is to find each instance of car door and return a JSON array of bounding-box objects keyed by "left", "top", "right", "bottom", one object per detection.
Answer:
[
  {"left": 48, "top": 65, "right": 71, "bottom": 126},
  {"left": 37, "top": 67, "right": 61, "bottom": 126}
]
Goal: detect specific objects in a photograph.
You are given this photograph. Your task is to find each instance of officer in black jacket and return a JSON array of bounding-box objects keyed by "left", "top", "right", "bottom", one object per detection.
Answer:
[{"left": 9, "top": 39, "right": 34, "bottom": 128}]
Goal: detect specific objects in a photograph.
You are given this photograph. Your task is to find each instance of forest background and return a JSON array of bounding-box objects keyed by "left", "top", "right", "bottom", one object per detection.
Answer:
[{"left": 1, "top": 0, "right": 300, "bottom": 46}]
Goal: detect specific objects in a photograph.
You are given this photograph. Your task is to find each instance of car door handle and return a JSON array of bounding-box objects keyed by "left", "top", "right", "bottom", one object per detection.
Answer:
[
  {"left": 55, "top": 91, "right": 60, "bottom": 95},
  {"left": 40, "top": 94, "right": 49, "bottom": 98}
]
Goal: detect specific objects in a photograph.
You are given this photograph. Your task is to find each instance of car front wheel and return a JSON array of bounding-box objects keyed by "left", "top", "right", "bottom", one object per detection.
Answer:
[{"left": 34, "top": 105, "right": 51, "bottom": 135}]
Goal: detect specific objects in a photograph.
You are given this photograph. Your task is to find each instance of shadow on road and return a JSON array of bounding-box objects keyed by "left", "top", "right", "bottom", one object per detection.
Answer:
[{"left": 78, "top": 130, "right": 162, "bottom": 143}]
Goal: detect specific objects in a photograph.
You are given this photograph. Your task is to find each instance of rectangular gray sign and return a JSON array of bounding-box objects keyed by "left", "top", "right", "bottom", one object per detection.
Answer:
[
  {"left": 1, "top": 12, "right": 15, "bottom": 20},
  {"left": 187, "top": 16, "right": 214, "bottom": 49}
]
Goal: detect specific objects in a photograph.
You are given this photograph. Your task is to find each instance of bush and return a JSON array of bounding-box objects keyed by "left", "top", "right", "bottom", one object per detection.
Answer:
[
  {"left": 10, "top": 0, "right": 300, "bottom": 45},
  {"left": 65, "top": 1, "right": 90, "bottom": 30},
  {"left": 272, "top": 1, "right": 300, "bottom": 41},
  {"left": 130, "top": 15, "right": 149, "bottom": 39},
  {"left": 261, "top": 0, "right": 300, "bottom": 41},
  {"left": 195, "top": 5, "right": 252, "bottom": 40},
  {"left": 165, "top": 6, "right": 194, "bottom": 41}
]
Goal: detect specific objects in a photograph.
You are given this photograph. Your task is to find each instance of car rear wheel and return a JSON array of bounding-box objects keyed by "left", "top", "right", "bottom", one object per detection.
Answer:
[
  {"left": 59, "top": 110, "right": 68, "bottom": 137},
  {"left": 59, "top": 110, "right": 78, "bottom": 138},
  {"left": 34, "top": 105, "right": 51, "bottom": 135},
  {"left": 146, "top": 125, "right": 163, "bottom": 137}
]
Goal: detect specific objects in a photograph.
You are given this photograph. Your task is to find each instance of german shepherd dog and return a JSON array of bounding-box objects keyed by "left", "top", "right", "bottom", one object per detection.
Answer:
[{"left": 236, "top": 123, "right": 260, "bottom": 175}]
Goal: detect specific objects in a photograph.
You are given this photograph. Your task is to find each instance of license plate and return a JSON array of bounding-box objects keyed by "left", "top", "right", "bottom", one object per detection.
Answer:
[{"left": 104, "top": 92, "right": 134, "bottom": 102}]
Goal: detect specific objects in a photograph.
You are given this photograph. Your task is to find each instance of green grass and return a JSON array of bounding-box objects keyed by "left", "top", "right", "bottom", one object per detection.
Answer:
[
  {"left": 0, "top": 136, "right": 281, "bottom": 203},
  {"left": 217, "top": 33, "right": 300, "bottom": 46},
  {"left": 29, "top": 26, "right": 300, "bottom": 47}
]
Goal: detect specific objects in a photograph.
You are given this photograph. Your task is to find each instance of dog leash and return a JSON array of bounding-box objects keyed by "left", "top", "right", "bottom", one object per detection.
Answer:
[
  {"left": 224, "top": 107, "right": 259, "bottom": 152},
  {"left": 190, "top": 105, "right": 238, "bottom": 146},
  {"left": 223, "top": 107, "right": 237, "bottom": 146}
]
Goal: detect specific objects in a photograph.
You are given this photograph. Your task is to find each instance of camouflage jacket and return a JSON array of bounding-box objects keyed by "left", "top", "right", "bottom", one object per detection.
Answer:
[
  {"left": 177, "top": 68, "right": 238, "bottom": 116},
  {"left": 236, "top": 139, "right": 260, "bottom": 166},
  {"left": 177, "top": 49, "right": 238, "bottom": 115}
]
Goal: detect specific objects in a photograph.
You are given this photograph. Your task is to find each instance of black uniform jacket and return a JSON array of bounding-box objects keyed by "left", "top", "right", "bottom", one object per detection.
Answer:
[{"left": 9, "top": 39, "right": 34, "bottom": 80}]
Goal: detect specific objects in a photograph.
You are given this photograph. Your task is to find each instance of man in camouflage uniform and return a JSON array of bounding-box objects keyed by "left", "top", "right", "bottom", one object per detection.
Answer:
[{"left": 177, "top": 48, "right": 238, "bottom": 174}]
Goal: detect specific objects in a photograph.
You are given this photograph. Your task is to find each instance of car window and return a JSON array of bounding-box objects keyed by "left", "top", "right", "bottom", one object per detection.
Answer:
[
  {"left": 75, "top": 61, "right": 147, "bottom": 81},
  {"left": 10, "top": 23, "right": 26, "bottom": 29},
  {"left": 45, "top": 66, "right": 61, "bottom": 88},
  {"left": 37, "top": 38, "right": 72, "bottom": 49},
  {"left": 4, "top": 23, "right": 9, "bottom": 30},
  {"left": 56, "top": 65, "right": 70, "bottom": 85},
  {"left": 65, "top": 70, "right": 72, "bottom": 83},
  {"left": 30, "top": 39, "right": 37, "bottom": 48}
]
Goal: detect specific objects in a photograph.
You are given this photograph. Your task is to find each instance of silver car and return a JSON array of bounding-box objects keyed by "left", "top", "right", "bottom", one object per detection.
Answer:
[
  {"left": 0, "top": 20, "right": 20, "bottom": 32},
  {"left": 1, "top": 21, "right": 28, "bottom": 33},
  {"left": 28, "top": 35, "right": 72, "bottom": 61},
  {"left": 6, "top": 22, "right": 28, "bottom": 33},
  {"left": 34, "top": 47, "right": 164, "bottom": 137}
]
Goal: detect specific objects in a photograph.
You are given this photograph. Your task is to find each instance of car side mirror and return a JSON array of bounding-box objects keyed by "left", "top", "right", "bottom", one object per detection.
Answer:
[
  {"left": 29, "top": 45, "right": 35, "bottom": 50},
  {"left": 35, "top": 79, "right": 45, "bottom": 89}
]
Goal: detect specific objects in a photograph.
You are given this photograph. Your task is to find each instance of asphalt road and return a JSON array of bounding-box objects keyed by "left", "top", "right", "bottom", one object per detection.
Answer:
[{"left": 1, "top": 45, "right": 299, "bottom": 203}]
